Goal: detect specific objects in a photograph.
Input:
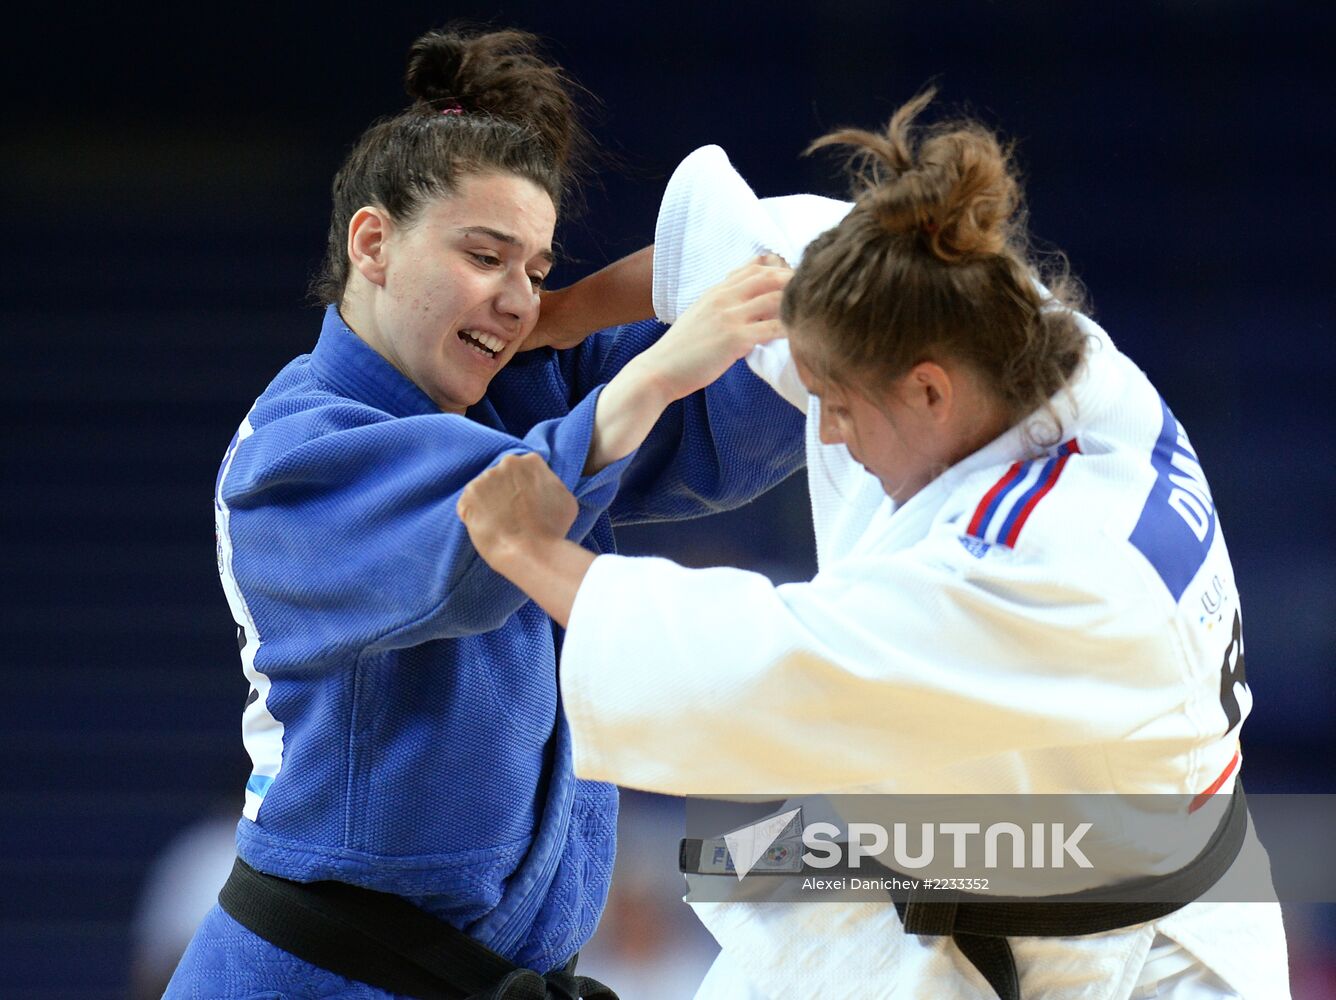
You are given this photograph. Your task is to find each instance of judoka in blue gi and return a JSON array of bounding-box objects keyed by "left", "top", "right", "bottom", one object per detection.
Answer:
[{"left": 167, "top": 27, "right": 802, "bottom": 998}]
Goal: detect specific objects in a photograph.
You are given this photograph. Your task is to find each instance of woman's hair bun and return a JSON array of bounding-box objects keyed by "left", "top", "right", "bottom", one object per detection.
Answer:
[
  {"left": 403, "top": 27, "right": 583, "bottom": 171},
  {"left": 404, "top": 30, "right": 471, "bottom": 107},
  {"left": 809, "top": 89, "right": 1020, "bottom": 263}
]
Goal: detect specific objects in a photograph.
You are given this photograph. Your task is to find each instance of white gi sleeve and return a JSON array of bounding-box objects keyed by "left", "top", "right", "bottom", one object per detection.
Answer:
[
  {"left": 559, "top": 537, "right": 1179, "bottom": 795},
  {"left": 652, "top": 145, "right": 851, "bottom": 412}
]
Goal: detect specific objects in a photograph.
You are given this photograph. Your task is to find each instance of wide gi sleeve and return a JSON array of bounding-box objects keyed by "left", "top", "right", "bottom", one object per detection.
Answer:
[
  {"left": 555, "top": 319, "right": 807, "bottom": 526},
  {"left": 221, "top": 387, "right": 629, "bottom": 656},
  {"left": 650, "top": 145, "right": 852, "bottom": 413},
  {"left": 558, "top": 535, "right": 1181, "bottom": 795}
]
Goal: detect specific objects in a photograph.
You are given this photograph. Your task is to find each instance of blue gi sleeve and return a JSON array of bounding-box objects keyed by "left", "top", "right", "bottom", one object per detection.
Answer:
[
  {"left": 221, "top": 387, "right": 629, "bottom": 654},
  {"left": 558, "top": 319, "right": 807, "bottom": 525}
]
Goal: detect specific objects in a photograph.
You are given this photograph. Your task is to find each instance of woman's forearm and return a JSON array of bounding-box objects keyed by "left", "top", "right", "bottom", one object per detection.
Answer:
[
  {"left": 530, "top": 246, "right": 655, "bottom": 351},
  {"left": 490, "top": 536, "right": 596, "bottom": 628},
  {"left": 584, "top": 353, "right": 675, "bottom": 474},
  {"left": 564, "top": 244, "right": 654, "bottom": 328}
]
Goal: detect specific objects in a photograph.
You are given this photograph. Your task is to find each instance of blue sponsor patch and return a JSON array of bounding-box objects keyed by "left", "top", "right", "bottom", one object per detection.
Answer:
[{"left": 1128, "top": 397, "right": 1216, "bottom": 601}]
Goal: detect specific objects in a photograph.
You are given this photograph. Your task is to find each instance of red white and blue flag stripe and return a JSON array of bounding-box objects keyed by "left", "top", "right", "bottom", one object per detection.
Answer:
[{"left": 966, "top": 439, "right": 1081, "bottom": 548}]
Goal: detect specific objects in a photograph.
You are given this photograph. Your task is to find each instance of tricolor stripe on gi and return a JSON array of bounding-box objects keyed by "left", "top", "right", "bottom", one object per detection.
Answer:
[{"left": 967, "top": 439, "right": 1081, "bottom": 547}]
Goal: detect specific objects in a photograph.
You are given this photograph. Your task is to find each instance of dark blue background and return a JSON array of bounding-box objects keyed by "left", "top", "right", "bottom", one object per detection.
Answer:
[{"left": 4, "top": 2, "right": 1332, "bottom": 993}]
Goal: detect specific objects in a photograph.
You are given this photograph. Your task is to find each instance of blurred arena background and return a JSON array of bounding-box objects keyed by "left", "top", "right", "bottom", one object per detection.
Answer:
[{"left": 3, "top": 1, "right": 1332, "bottom": 995}]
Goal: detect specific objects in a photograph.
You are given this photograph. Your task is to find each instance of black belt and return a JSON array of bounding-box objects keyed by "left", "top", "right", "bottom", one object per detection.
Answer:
[
  {"left": 218, "top": 857, "right": 618, "bottom": 1000},
  {"left": 680, "top": 786, "right": 1248, "bottom": 1000}
]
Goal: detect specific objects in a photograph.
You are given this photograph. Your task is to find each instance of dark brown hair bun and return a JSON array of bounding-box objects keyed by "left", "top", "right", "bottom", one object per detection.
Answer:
[{"left": 404, "top": 28, "right": 583, "bottom": 172}]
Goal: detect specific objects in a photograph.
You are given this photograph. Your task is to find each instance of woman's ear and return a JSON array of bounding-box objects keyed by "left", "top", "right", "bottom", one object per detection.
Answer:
[
  {"left": 348, "top": 206, "right": 392, "bottom": 287},
  {"left": 907, "top": 361, "right": 955, "bottom": 424}
]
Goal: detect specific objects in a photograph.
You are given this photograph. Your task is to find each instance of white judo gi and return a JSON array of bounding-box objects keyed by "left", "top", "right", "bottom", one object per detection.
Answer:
[{"left": 558, "top": 148, "right": 1290, "bottom": 999}]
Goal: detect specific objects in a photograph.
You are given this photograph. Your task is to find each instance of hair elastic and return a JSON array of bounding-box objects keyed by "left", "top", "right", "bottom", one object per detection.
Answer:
[{"left": 440, "top": 104, "right": 465, "bottom": 115}]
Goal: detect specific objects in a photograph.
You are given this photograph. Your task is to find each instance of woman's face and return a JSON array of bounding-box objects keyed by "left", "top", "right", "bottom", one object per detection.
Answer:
[
  {"left": 794, "top": 354, "right": 952, "bottom": 504},
  {"left": 374, "top": 172, "right": 556, "bottom": 413}
]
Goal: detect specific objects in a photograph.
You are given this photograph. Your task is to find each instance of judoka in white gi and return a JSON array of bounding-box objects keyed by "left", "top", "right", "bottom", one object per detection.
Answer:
[{"left": 458, "top": 93, "right": 1291, "bottom": 999}]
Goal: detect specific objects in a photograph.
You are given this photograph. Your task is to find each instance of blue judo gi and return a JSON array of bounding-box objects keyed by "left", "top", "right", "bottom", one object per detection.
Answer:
[{"left": 167, "top": 307, "right": 805, "bottom": 997}]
